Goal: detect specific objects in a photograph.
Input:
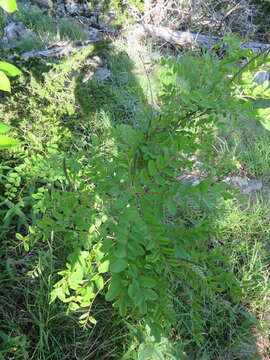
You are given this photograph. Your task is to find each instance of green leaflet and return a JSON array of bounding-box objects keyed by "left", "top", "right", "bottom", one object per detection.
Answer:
[
  {"left": 127, "top": 240, "right": 145, "bottom": 258},
  {"left": 114, "top": 244, "right": 127, "bottom": 258},
  {"left": 98, "top": 260, "right": 110, "bottom": 273},
  {"left": 140, "top": 276, "right": 157, "bottom": 288},
  {"left": 110, "top": 259, "right": 128, "bottom": 273},
  {"left": 68, "top": 266, "right": 84, "bottom": 290},
  {"left": 0, "top": 0, "right": 17, "bottom": 12},
  {"left": 144, "top": 288, "right": 158, "bottom": 301},
  {"left": 140, "top": 168, "right": 151, "bottom": 184},
  {"left": 0, "top": 71, "right": 11, "bottom": 92},
  {"left": 128, "top": 280, "right": 140, "bottom": 298},
  {"left": 93, "top": 274, "right": 104, "bottom": 291},
  {"left": 138, "top": 343, "right": 164, "bottom": 360},
  {"left": 113, "top": 192, "right": 132, "bottom": 210},
  {"left": 138, "top": 344, "right": 156, "bottom": 360},
  {"left": 0, "top": 61, "right": 22, "bottom": 77},
  {"left": 105, "top": 275, "right": 122, "bottom": 301},
  {"left": 0, "top": 122, "right": 11, "bottom": 133},
  {"left": 116, "top": 297, "right": 128, "bottom": 316},
  {"left": 167, "top": 199, "right": 177, "bottom": 216},
  {"left": 0, "top": 135, "right": 20, "bottom": 149},
  {"left": 148, "top": 159, "right": 158, "bottom": 176}
]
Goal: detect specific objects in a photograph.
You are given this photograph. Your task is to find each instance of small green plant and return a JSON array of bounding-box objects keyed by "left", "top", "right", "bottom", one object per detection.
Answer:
[
  {"left": 0, "top": 0, "right": 21, "bottom": 149},
  {"left": 2, "top": 18, "right": 270, "bottom": 357},
  {"left": 19, "top": 42, "right": 257, "bottom": 341}
]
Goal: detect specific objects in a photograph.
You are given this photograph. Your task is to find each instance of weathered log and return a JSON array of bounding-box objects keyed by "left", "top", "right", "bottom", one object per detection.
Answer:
[
  {"left": 134, "top": 23, "right": 270, "bottom": 53},
  {"left": 134, "top": 23, "right": 218, "bottom": 48},
  {"left": 21, "top": 45, "right": 87, "bottom": 59},
  {"left": 20, "top": 37, "right": 101, "bottom": 59}
]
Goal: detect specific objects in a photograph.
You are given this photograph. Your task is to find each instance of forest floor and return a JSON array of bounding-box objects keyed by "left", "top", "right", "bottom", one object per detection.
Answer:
[{"left": 1, "top": 4, "right": 270, "bottom": 360}]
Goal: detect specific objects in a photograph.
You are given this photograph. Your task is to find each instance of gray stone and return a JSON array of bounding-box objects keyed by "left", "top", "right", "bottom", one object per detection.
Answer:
[
  {"left": 56, "top": 3, "right": 66, "bottom": 17},
  {"left": 247, "top": 179, "right": 263, "bottom": 191},
  {"left": 191, "top": 179, "right": 201, "bottom": 186},
  {"left": 177, "top": 174, "right": 207, "bottom": 186},
  {"left": 224, "top": 176, "right": 263, "bottom": 195},
  {"left": 84, "top": 55, "right": 103, "bottom": 67},
  {"left": 253, "top": 71, "right": 270, "bottom": 85},
  {"left": 179, "top": 173, "right": 263, "bottom": 196},
  {"left": 0, "top": 22, "right": 31, "bottom": 48},
  {"left": 83, "top": 67, "right": 112, "bottom": 83},
  {"left": 65, "top": 2, "right": 81, "bottom": 15},
  {"left": 84, "top": 27, "right": 101, "bottom": 40},
  {"left": 231, "top": 176, "right": 249, "bottom": 187},
  {"left": 64, "top": 1, "right": 91, "bottom": 16}
]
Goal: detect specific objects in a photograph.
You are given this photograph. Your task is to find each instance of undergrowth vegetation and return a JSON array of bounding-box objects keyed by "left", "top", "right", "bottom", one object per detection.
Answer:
[
  {"left": 1, "top": 6, "right": 270, "bottom": 359},
  {"left": 0, "top": 4, "right": 89, "bottom": 54}
]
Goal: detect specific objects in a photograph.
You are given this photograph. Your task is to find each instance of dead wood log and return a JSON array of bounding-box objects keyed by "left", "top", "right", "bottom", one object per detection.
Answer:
[
  {"left": 20, "top": 38, "right": 101, "bottom": 59},
  {"left": 134, "top": 23, "right": 270, "bottom": 53},
  {"left": 21, "top": 45, "right": 87, "bottom": 59}
]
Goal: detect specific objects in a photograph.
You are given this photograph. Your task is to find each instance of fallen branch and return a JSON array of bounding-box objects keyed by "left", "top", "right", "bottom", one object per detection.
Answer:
[
  {"left": 21, "top": 45, "right": 87, "bottom": 59},
  {"left": 135, "top": 23, "right": 217, "bottom": 48},
  {"left": 134, "top": 23, "right": 270, "bottom": 52},
  {"left": 20, "top": 37, "right": 101, "bottom": 59}
]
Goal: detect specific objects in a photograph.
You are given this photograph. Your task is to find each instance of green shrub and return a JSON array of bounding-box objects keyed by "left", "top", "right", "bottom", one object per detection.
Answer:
[
  {"left": 17, "top": 39, "right": 259, "bottom": 341},
  {"left": 2, "top": 24, "right": 270, "bottom": 356}
]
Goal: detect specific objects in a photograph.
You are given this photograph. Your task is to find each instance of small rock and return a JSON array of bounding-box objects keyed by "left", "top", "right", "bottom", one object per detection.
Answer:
[
  {"left": 242, "top": 179, "right": 263, "bottom": 194},
  {"left": 225, "top": 176, "right": 263, "bottom": 195},
  {"left": 253, "top": 71, "right": 270, "bottom": 85},
  {"left": 84, "top": 27, "right": 101, "bottom": 41},
  {"left": 84, "top": 55, "right": 103, "bottom": 67},
  {"left": 56, "top": 3, "right": 66, "bottom": 17},
  {"left": 81, "top": 4, "right": 91, "bottom": 16},
  {"left": 0, "top": 22, "right": 31, "bottom": 48},
  {"left": 248, "top": 179, "right": 263, "bottom": 191},
  {"left": 179, "top": 173, "right": 264, "bottom": 195},
  {"left": 66, "top": 2, "right": 81, "bottom": 15},
  {"left": 178, "top": 174, "right": 207, "bottom": 186},
  {"left": 83, "top": 67, "right": 112, "bottom": 83},
  {"left": 4, "top": 22, "right": 29, "bottom": 43},
  {"left": 231, "top": 176, "right": 249, "bottom": 187},
  {"left": 191, "top": 179, "right": 201, "bottom": 186}
]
